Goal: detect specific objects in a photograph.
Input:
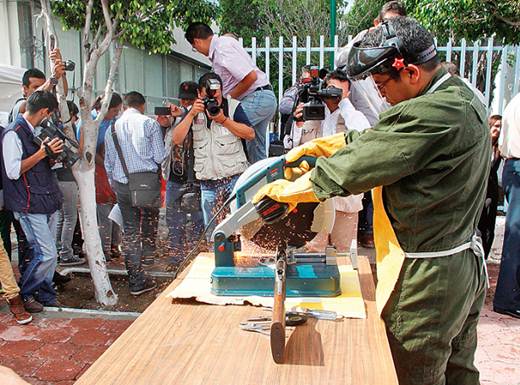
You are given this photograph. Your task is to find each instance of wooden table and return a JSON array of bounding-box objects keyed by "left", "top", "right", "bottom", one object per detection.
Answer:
[{"left": 76, "top": 255, "right": 398, "bottom": 385}]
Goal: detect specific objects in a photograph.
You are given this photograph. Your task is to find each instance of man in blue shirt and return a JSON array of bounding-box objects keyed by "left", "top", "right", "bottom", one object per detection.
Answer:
[{"left": 104, "top": 92, "right": 165, "bottom": 295}]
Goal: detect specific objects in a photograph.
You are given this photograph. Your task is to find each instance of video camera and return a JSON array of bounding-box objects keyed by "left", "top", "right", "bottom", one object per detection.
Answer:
[
  {"left": 296, "top": 66, "right": 343, "bottom": 121},
  {"left": 202, "top": 78, "right": 221, "bottom": 117},
  {"left": 35, "top": 118, "right": 80, "bottom": 168}
]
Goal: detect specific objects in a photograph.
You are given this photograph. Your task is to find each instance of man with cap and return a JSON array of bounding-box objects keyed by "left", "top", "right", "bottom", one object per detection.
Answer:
[
  {"left": 160, "top": 81, "right": 204, "bottom": 267},
  {"left": 253, "top": 17, "right": 489, "bottom": 385}
]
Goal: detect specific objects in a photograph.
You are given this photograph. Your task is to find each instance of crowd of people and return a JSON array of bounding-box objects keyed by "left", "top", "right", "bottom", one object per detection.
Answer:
[{"left": 0, "top": 2, "right": 518, "bottom": 384}]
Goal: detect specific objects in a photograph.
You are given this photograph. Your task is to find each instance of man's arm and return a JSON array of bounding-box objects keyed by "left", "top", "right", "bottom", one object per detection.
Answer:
[
  {"left": 103, "top": 129, "right": 115, "bottom": 182},
  {"left": 147, "top": 120, "right": 166, "bottom": 164},
  {"left": 228, "top": 70, "right": 257, "bottom": 99},
  {"left": 339, "top": 98, "right": 371, "bottom": 132},
  {"left": 217, "top": 103, "right": 254, "bottom": 140},
  {"left": 172, "top": 99, "right": 204, "bottom": 145}
]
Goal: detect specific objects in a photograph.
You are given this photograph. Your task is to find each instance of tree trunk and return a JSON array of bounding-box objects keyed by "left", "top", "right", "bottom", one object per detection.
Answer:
[
  {"left": 73, "top": 153, "right": 117, "bottom": 306},
  {"left": 39, "top": 0, "right": 118, "bottom": 306}
]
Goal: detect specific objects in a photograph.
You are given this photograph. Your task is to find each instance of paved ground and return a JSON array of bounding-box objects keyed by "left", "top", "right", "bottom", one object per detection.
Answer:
[
  {"left": 0, "top": 311, "right": 133, "bottom": 385},
  {"left": 0, "top": 215, "right": 518, "bottom": 384}
]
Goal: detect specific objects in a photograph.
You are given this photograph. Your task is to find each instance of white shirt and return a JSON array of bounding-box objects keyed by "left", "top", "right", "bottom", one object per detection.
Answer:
[
  {"left": 208, "top": 35, "right": 269, "bottom": 99},
  {"left": 2, "top": 116, "right": 36, "bottom": 180},
  {"left": 288, "top": 97, "right": 371, "bottom": 213},
  {"left": 500, "top": 92, "right": 520, "bottom": 159}
]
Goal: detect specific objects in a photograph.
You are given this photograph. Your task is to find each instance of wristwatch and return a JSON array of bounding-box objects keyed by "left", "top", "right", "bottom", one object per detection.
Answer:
[{"left": 49, "top": 77, "right": 58, "bottom": 86}]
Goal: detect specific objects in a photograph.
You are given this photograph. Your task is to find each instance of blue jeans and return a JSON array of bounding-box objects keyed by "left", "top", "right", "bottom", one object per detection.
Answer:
[
  {"left": 165, "top": 180, "right": 204, "bottom": 263},
  {"left": 200, "top": 175, "right": 239, "bottom": 239},
  {"left": 240, "top": 89, "right": 277, "bottom": 164},
  {"left": 14, "top": 211, "right": 58, "bottom": 304},
  {"left": 494, "top": 158, "right": 520, "bottom": 310}
]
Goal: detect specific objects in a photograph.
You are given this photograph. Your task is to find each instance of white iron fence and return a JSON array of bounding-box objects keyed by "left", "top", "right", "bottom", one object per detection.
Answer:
[{"left": 239, "top": 35, "right": 520, "bottom": 116}]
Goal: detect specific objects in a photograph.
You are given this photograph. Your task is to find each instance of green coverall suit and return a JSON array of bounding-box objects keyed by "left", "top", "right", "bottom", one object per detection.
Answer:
[{"left": 310, "top": 68, "right": 491, "bottom": 385}]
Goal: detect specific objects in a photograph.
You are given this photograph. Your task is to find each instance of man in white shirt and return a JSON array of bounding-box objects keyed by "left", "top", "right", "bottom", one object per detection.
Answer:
[
  {"left": 288, "top": 69, "right": 371, "bottom": 251},
  {"left": 493, "top": 92, "right": 520, "bottom": 319},
  {"left": 185, "top": 23, "right": 277, "bottom": 164}
]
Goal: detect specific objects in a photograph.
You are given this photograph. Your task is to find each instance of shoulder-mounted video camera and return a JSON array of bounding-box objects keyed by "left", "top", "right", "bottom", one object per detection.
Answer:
[
  {"left": 203, "top": 78, "right": 221, "bottom": 117},
  {"left": 35, "top": 118, "right": 80, "bottom": 168},
  {"left": 296, "top": 66, "right": 342, "bottom": 121}
]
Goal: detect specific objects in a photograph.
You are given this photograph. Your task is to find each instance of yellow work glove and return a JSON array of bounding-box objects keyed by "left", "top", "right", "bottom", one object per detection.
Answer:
[
  {"left": 284, "top": 133, "right": 346, "bottom": 180},
  {"left": 253, "top": 172, "right": 320, "bottom": 224}
]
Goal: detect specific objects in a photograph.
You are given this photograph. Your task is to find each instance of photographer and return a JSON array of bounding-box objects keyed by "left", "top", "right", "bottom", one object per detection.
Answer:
[
  {"left": 8, "top": 49, "right": 69, "bottom": 124},
  {"left": 1, "top": 91, "right": 64, "bottom": 311},
  {"left": 172, "top": 72, "right": 254, "bottom": 234},
  {"left": 289, "top": 69, "right": 370, "bottom": 252},
  {"left": 160, "top": 81, "right": 204, "bottom": 267}
]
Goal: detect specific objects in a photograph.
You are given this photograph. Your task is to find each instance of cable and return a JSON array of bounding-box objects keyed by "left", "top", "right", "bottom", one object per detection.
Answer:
[{"left": 174, "top": 192, "right": 237, "bottom": 276}]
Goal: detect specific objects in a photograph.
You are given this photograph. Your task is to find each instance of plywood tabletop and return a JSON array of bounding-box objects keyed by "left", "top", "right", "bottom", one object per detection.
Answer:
[{"left": 76, "top": 255, "right": 398, "bottom": 385}]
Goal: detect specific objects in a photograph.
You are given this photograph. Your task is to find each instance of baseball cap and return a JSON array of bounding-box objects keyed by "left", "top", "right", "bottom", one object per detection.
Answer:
[{"left": 178, "top": 81, "right": 198, "bottom": 100}]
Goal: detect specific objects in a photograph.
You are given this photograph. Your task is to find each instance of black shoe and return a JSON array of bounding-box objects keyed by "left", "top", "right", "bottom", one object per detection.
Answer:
[
  {"left": 53, "top": 271, "right": 72, "bottom": 285},
  {"left": 493, "top": 306, "right": 520, "bottom": 319},
  {"left": 130, "top": 279, "right": 157, "bottom": 296},
  {"left": 59, "top": 255, "right": 86, "bottom": 267},
  {"left": 44, "top": 299, "right": 64, "bottom": 308},
  {"left": 142, "top": 257, "right": 155, "bottom": 266}
]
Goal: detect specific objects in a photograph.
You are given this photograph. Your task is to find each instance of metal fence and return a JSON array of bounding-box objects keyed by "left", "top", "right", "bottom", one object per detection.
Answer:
[{"left": 239, "top": 35, "right": 520, "bottom": 115}]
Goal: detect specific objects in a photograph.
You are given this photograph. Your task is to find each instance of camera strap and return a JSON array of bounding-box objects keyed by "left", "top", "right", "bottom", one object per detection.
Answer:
[
  {"left": 186, "top": 129, "right": 195, "bottom": 184},
  {"left": 110, "top": 121, "right": 130, "bottom": 179}
]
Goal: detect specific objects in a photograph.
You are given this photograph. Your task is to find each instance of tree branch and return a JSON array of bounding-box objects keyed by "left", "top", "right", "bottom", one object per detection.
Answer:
[
  {"left": 494, "top": 13, "right": 520, "bottom": 27},
  {"left": 96, "top": 44, "right": 123, "bottom": 124}
]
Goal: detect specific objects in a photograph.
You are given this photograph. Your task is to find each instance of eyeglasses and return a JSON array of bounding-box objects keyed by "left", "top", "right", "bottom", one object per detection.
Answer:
[{"left": 373, "top": 75, "right": 394, "bottom": 92}]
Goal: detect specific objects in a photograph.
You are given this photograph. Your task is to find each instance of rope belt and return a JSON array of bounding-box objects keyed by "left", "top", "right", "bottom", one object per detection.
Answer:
[{"left": 405, "top": 233, "right": 489, "bottom": 288}]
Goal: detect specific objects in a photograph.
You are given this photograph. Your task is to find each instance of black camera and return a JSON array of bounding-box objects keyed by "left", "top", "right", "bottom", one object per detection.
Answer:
[
  {"left": 154, "top": 106, "right": 172, "bottom": 116},
  {"left": 35, "top": 119, "right": 80, "bottom": 168},
  {"left": 203, "top": 78, "right": 221, "bottom": 117},
  {"left": 63, "top": 60, "right": 75, "bottom": 71},
  {"left": 296, "top": 66, "right": 343, "bottom": 121}
]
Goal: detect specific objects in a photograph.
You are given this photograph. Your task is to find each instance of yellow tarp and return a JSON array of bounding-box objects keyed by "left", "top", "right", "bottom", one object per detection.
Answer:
[{"left": 167, "top": 255, "right": 366, "bottom": 319}]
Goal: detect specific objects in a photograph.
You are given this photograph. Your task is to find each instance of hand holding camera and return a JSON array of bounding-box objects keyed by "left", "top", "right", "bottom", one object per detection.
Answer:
[
  {"left": 40, "top": 137, "right": 64, "bottom": 158},
  {"left": 189, "top": 99, "right": 205, "bottom": 117}
]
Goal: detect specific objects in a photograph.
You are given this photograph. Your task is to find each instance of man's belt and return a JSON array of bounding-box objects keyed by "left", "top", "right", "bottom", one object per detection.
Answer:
[{"left": 254, "top": 84, "right": 273, "bottom": 92}]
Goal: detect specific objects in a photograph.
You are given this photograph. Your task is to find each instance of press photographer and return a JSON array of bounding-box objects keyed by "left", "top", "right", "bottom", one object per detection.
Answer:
[
  {"left": 172, "top": 72, "right": 254, "bottom": 235},
  {"left": 285, "top": 69, "right": 371, "bottom": 254},
  {"left": 1, "top": 90, "right": 64, "bottom": 310},
  {"left": 159, "top": 81, "right": 204, "bottom": 268}
]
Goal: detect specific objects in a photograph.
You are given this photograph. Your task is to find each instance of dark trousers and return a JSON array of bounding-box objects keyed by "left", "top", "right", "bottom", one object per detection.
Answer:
[
  {"left": 358, "top": 192, "right": 374, "bottom": 235},
  {"left": 0, "top": 209, "right": 32, "bottom": 270},
  {"left": 477, "top": 159, "right": 500, "bottom": 258},
  {"left": 115, "top": 182, "right": 159, "bottom": 290},
  {"left": 494, "top": 159, "right": 520, "bottom": 310}
]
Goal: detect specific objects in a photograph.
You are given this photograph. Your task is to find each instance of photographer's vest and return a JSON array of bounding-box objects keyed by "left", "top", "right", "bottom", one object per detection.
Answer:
[
  {"left": 1, "top": 115, "right": 62, "bottom": 214},
  {"left": 191, "top": 97, "right": 249, "bottom": 180}
]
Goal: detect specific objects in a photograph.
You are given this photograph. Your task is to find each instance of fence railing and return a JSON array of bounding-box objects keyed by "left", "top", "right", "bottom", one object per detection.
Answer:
[{"left": 238, "top": 35, "right": 520, "bottom": 115}]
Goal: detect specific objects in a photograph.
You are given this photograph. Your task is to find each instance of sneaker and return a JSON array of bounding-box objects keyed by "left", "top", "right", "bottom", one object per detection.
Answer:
[
  {"left": 7, "top": 295, "right": 33, "bottom": 324},
  {"left": 44, "top": 299, "right": 63, "bottom": 308},
  {"left": 53, "top": 271, "right": 72, "bottom": 285},
  {"left": 130, "top": 278, "right": 157, "bottom": 296},
  {"left": 59, "top": 255, "right": 86, "bottom": 267},
  {"left": 23, "top": 296, "right": 44, "bottom": 313}
]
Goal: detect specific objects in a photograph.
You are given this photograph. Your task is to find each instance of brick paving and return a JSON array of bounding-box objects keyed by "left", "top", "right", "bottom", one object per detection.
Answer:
[{"left": 0, "top": 311, "right": 133, "bottom": 385}]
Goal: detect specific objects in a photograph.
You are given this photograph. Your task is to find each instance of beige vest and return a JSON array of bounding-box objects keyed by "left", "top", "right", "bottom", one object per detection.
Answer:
[{"left": 191, "top": 97, "right": 249, "bottom": 180}]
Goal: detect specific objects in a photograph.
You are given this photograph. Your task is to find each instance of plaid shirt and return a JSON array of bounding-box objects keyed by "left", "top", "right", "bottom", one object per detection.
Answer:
[{"left": 104, "top": 108, "right": 166, "bottom": 184}]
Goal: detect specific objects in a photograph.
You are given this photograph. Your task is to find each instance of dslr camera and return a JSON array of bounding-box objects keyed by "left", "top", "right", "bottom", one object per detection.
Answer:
[
  {"left": 202, "top": 78, "right": 221, "bottom": 117},
  {"left": 296, "top": 66, "right": 343, "bottom": 121},
  {"left": 35, "top": 118, "right": 80, "bottom": 168}
]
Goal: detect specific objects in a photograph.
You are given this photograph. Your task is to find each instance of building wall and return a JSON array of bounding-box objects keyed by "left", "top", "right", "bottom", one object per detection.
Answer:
[{"left": 2, "top": 1, "right": 209, "bottom": 114}]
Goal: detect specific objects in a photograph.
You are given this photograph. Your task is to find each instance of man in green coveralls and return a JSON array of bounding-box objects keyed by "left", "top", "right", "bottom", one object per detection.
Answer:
[{"left": 253, "top": 17, "right": 490, "bottom": 385}]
